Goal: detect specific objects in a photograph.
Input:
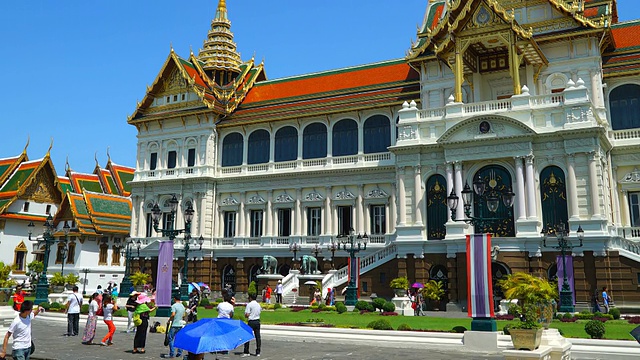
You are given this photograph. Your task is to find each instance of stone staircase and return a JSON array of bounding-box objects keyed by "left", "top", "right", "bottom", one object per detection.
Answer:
[{"left": 281, "top": 244, "right": 398, "bottom": 303}]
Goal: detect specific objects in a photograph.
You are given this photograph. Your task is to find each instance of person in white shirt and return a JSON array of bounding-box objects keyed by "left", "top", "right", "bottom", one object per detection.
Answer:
[
  {"left": 1, "top": 300, "right": 43, "bottom": 360},
  {"left": 64, "top": 286, "right": 82, "bottom": 336},
  {"left": 216, "top": 294, "right": 234, "bottom": 319},
  {"left": 275, "top": 280, "right": 283, "bottom": 304},
  {"left": 243, "top": 293, "right": 261, "bottom": 357},
  {"left": 100, "top": 295, "right": 118, "bottom": 346}
]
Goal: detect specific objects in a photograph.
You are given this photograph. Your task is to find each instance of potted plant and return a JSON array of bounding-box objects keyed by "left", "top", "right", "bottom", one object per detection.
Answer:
[
  {"left": 498, "top": 272, "right": 559, "bottom": 351},
  {"left": 389, "top": 276, "right": 409, "bottom": 297},
  {"left": 49, "top": 272, "right": 66, "bottom": 293},
  {"left": 421, "top": 280, "right": 445, "bottom": 310},
  {"left": 130, "top": 271, "right": 151, "bottom": 291},
  {"left": 64, "top": 273, "right": 80, "bottom": 290}
]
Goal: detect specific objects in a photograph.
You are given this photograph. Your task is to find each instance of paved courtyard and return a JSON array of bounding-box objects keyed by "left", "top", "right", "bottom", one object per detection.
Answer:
[{"left": 24, "top": 318, "right": 503, "bottom": 360}]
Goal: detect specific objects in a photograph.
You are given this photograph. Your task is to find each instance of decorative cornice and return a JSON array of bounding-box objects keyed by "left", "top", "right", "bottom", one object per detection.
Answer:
[
  {"left": 304, "top": 191, "right": 324, "bottom": 202},
  {"left": 366, "top": 188, "right": 389, "bottom": 199},
  {"left": 221, "top": 196, "right": 238, "bottom": 205},
  {"left": 275, "top": 194, "right": 294, "bottom": 203},
  {"left": 247, "top": 195, "right": 265, "bottom": 204},
  {"left": 334, "top": 190, "right": 355, "bottom": 200},
  {"left": 621, "top": 168, "right": 640, "bottom": 183}
]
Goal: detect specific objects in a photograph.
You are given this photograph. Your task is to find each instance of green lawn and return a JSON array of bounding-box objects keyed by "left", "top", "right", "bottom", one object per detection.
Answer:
[{"left": 196, "top": 307, "right": 638, "bottom": 341}]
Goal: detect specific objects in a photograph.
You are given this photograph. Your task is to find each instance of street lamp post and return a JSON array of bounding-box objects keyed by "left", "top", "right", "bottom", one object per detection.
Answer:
[
  {"left": 446, "top": 175, "right": 515, "bottom": 332},
  {"left": 337, "top": 228, "right": 368, "bottom": 306},
  {"left": 310, "top": 243, "right": 322, "bottom": 259},
  {"left": 179, "top": 231, "right": 204, "bottom": 301},
  {"left": 118, "top": 238, "right": 134, "bottom": 297},
  {"left": 326, "top": 242, "right": 339, "bottom": 270},
  {"left": 28, "top": 214, "right": 57, "bottom": 305},
  {"left": 58, "top": 222, "right": 70, "bottom": 276},
  {"left": 81, "top": 268, "right": 90, "bottom": 296},
  {"left": 151, "top": 195, "right": 197, "bottom": 305},
  {"left": 542, "top": 222, "right": 584, "bottom": 312},
  {"left": 289, "top": 242, "right": 301, "bottom": 267}
]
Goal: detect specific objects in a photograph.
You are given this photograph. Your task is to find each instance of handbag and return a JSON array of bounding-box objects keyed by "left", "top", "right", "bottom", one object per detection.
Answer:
[
  {"left": 30, "top": 340, "right": 35, "bottom": 355},
  {"left": 163, "top": 320, "right": 172, "bottom": 346}
]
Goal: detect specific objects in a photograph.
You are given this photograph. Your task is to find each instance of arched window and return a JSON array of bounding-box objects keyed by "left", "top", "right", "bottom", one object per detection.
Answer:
[
  {"left": 363, "top": 115, "right": 391, "bottom": 153},
  {"left": 274, "top": 126, "right": 298, "bottom": 162},
  {"left": 13, "top": 241, "right": 28, "bottom": 272},
  {"left": 491, "top": 261, "right": 511, "bottom": 311},
  {"left": 473, "top": 165, "right": 515, "bottom": 237},
  {"left": 547, "top": 263, "right": 558, "bottom": 283},
  {"left": 303, "top": 123, "right": 327, "bottom": 159},
  {"left": 278, "top": 263, "right": 291, "bottom": 277},
  {"left": 66, "top": 240, "right": 76, "bottom": 264},
  {"left": 98, "top": 242, "right": 109, "bottom": 265},
  {"left": 332, "top": 119, "right": 358, "bottom": 156},
  {"left": 610, "top": 84, "right": 640, "bottom": 130},
  {"left": 112, "top": 245, "right": 121, "bottom": 266},
  {"left": 540, "top": 166, "right": 568, "bottom": 230},
  {"left": 221, "top": 133, "right": 243, "bottom": 167},
  {"left": 426, "top": 175, "right": 448, "bottom": 240},
  {"left": 222, "top": 265, "right": 236, "bottom": 292},
  {"left": 429, "top": 264, "right": 449, "bottom": 306},
  {"left": 249, "top": 264, "right": 260, "bottom": 284},
  {"left": 247, "top": 129, "right": 270, "bottom": 164}
]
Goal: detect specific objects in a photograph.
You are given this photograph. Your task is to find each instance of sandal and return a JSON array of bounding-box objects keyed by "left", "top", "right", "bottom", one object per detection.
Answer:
[
  {"left": 140, "top": 350, "right": 146, "bottom": 354},
  {"left": 132, "top": 350, "right": 139, "bottom": 354}
]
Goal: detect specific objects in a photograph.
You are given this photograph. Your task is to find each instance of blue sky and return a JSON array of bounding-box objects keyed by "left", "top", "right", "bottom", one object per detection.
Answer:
[{"left": 0, "top": 1, "right": 638, "bottom": 173}]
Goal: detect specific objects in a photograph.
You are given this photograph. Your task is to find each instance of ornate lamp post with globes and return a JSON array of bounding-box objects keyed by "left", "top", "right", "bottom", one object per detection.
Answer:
[
  {"left": 337, "top": 228, "right": 368, "bottom": 306},
  {"left": 541, "top": 222, "right": 584, "bottom": 312},
  {"left": 58, "top": 222, "right": 70, "bottom": 276},
  {"left": 326, "top": 242, "right": 339, "bottom": 270},
  {"left": 446, "top": 174, "right": 515, "bottom": 332},
  {"left": 289, "top": 242, "right": 301, "bottom": 268},
  {"left": 28, "top": 214, "right": 57, "bottom": 305}
]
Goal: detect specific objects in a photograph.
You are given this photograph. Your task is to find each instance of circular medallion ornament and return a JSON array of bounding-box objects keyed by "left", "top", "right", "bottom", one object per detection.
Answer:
[
  {"left": 479, "top": 121, "right": 491, "bottom": 134},
  {"left": 476, "top": 6, "right": 491, "bottom": 25}
]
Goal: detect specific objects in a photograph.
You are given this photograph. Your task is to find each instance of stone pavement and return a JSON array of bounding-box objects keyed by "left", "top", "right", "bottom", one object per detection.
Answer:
[{"left": 24, "top": 319, "right": 503, "bottom": 360}]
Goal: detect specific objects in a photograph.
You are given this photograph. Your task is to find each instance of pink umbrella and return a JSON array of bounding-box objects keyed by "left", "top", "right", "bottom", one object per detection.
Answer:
[{"left": 411, "top": 282, "right": 424, "bottom": 289}]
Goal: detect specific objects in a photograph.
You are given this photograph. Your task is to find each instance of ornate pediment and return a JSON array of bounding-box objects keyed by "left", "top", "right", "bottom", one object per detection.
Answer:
[
  {"left": 365, "top": 188, "right": 388, "bottom": 199},
  {"left": 304, "top": 191, "right": 324, "bottom": 202},
  {"left": 622, "top": 168, "right": 640, "bottom": 183},
  {"left": 275, "top": 194, "right": 294, "bottom": 203},
  {"left": 438, "top": 115, "right": 536, "bottom": 143},
  {"left": 247, "top": 195, "right": 265, "bottom": 204},
  {"left": 24, "top": 167, "right": 61, "bottom": 204},
  {"left": 334, "top": 190, "right": 355, "bottom": 200},
  {"left": 221, "top": 196, "right": 239, "bottom": 206}
]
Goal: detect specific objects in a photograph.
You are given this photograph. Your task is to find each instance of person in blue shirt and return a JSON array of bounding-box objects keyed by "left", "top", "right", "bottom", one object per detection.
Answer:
[
  {"left": 602, "top": 286, "right": 612, "bottom": 314},
  {"left": 163, "top": 295, "right": 185, "bottom": 358}
]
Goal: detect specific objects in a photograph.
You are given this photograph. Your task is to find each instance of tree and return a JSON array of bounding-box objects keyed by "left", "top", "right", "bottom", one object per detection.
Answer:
[
  {"left": 0, "top": 262, "right": 16, "bottom": 288},
  {"left": 27, "top": 260, "right": 44, "bottom": 284}
]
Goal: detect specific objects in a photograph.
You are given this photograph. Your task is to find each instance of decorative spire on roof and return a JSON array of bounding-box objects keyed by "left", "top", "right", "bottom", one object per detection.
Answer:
[{"left": 197, "top": 0, "right": 242, "bottom": 85}]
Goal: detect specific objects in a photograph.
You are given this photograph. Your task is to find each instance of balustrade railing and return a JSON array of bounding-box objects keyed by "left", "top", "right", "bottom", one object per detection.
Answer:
[
  {"left": 363, "top": 152, "right": 391, "bottom": 162},
  {"left": 618, "top": 226, "right": 640, "bottom": 239},
  {"left": 610, "top": 129, "right": 640, "bottom": 141},
  {"left": 302, "top": 159, "right": 327, "bottom": 167},
  {"left": 463, "top": 99, "right": 512, "bottom": 114}
]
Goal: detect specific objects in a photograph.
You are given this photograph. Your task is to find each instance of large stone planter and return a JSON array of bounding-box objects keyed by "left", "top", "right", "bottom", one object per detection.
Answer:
[
  {"left": 393, "top": 288, "right": 407, "bottom": 297},
  {"left": 510, "top": 328, "right": 544, "bottom": 351}
]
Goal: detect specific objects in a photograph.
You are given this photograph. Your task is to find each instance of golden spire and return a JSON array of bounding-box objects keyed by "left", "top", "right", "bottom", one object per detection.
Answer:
[{"left": 197, "top": 0, "right": 242, "bottom": 82}]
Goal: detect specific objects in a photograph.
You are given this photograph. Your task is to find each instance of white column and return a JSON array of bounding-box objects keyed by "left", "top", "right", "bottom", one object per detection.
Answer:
[
  {"left": 398, "top": 168, "right": 407, "bottom": 226},
  {"left": 266, "top": 191, "right": 273, "bottom": 236},
  {"left": 357, "top": 120, "right": 364, "bottom": 155},
  {"left": 566, "top": 155, "right": 580, "bottom": 220},
  {"left": 357, "top": 185, "right": 365, "bottom": 233},
  {"left": 588, "top": 152, "right": 601, "bottom": 219},
  {"left": 325, "top": 186, "right": 332, "bottom": 235},
  {"left": 525, "top": 155, "right": 537, "bottom": 220},
  {"left": 364, "top": 201, "right": 371, "bottom": 235},
  {"left": 297, "top": 130, "right": 303, "bottom": 160},
  {"left": 621, "top": 190, "right": 630, "bottom": 227},
  {"left": 414, "top": 166, "right": 423, "bottom": 226},
  {"left": 454, "top": 162, "right": 464, "bottom": 221},
  {"left": 390, "top": 184, "right": 396, "bottom": 230},
  {"left": 136, "top": 196, "right": 145, "bottom": 237},
  {"left": 515, "top": 157, "right": 527, "bottom": 220},
  {"left": 238, "top": 192, "right": 245, "bottom": 237},
  {"left": 327, "top": 124, "right": 333, "bottom": 158},
  {"left": 295, "top": 189, "right": 302, "bottom": 236},
  {"left": 612, "top": 167, "right": 622, "bottom": 225},
  {"left": 445, "top": 163, "right": 454, "bottom": 223}
]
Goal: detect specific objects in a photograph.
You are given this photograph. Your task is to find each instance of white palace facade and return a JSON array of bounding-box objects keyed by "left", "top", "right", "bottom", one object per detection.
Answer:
[{"left": 127, "top": 0, "right": 640, "bottom": 310}]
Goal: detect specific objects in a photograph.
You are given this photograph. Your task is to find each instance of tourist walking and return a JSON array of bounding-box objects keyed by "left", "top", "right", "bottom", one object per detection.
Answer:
[
  {"left": 125, "top": 291, "right": 139, "bottom": 333},
  {"left": 602, "top": 286, "right": 613, "bottom": 313},
  {"left": 243, "top": 293, "right": 261, "bottom": 357},
  {"left": 0, "top": 300, "right": 43, "bottom": 360},
  {"left": 163, "top": 295, "right": 185, "bottom": 358},
  {"left": 187, "top": 288, "right": 200, "bottom": 323},
  {"left": 82, "top": 293, "right": 100, "bottom": 344},
  {"left": 64, "top": 286, "right": 82, "bottom": 336},
  {"left": 132, "top": 293, "right": 155, "bottom": 354},
  {"left": 100, "top": 295, "right": 118, "bottom": 346},
  {"left": 275, "top": 280, "right": 283, "bottom": 304},
  {"left": 265, "top": 285, "right": 272, "bottom": 304},
  {"left": 12, "top": 286, "right": 26, "bottom": 312}
]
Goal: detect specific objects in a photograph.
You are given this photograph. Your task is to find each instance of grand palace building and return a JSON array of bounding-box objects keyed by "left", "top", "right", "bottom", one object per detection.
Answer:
[{"left": 126, "top": 0, "right": 640, "bottom": 311}]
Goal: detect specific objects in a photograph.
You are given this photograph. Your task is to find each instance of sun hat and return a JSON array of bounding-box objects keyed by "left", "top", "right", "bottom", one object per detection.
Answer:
[{"left": 136, "top": 293, "right": 151, "bottom": 304}]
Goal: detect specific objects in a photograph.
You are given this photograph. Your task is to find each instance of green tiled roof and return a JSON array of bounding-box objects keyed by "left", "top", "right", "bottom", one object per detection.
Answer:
[
  {"left": 0, "top": 166, "right": 35, "bottom": 192},
  {"left": 73, "top": 198, "right": 89, "bottom": 216},
  {"left": 105, "top": 175, "right": 118, "bottom": 195},
  {"left": 77, "top": 179, "right": 104, "bottom": 193},
  {"left": 0, "top": 164, "right": 11, "bottom": 179},
  {"left": 60, "top": 182, "right": 73, "bottom": 194},
  {"left": 88, "top": 196, "right": 131, "bottom": 216},
  {"left": 0, "top": 199, "right": 11, "bottom": 210}
]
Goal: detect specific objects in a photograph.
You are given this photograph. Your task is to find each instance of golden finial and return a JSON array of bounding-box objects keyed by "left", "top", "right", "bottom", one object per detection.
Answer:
[
  {"left": 170, "top": 42, "right": 174, "bottom": 53},
  {"left": 46, "top": 137, "right": 54, "bottom": 156},
  {"left": 137, "top": 99, "right": 141, "bottom": 107},
  {"left": 190, "top": 45, "right": 194, "bottom": 56},
  {"left": 94, "top": 152, "right": 99, "bottom": 168},
  {"left": 65, "top": 155, "right": 70, "bottom": 173},
  {"left": 22, "top": 136, "right": 30, "bottom": 155},
  {"left": 106, "top": 147, "right": 111, "bottom": 164}
]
